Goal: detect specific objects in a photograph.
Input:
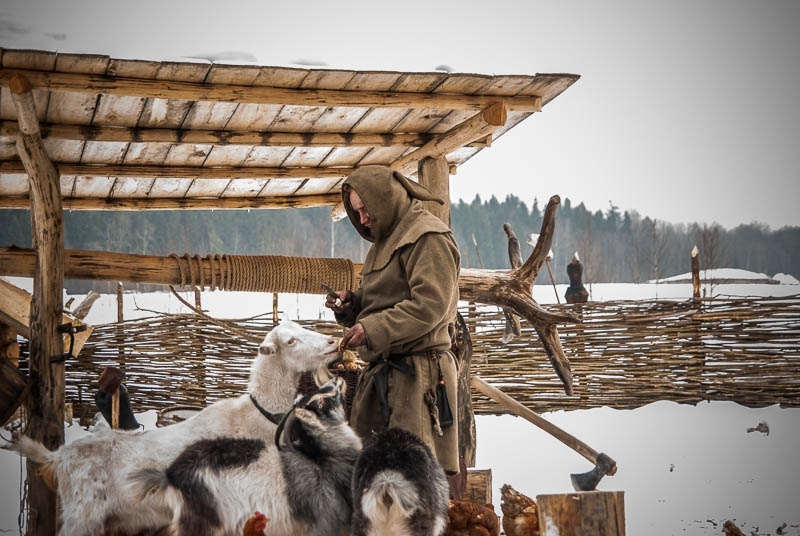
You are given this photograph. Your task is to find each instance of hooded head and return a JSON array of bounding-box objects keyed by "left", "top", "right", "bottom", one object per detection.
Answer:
[{"left": 342, "top": 165, "right": 444, "bottom": 242}]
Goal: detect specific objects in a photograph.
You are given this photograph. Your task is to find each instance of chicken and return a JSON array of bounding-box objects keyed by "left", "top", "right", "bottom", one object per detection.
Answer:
[
  {"left": 500, "top": 484, "right": 539, "bottom": 536},
  {"left": 243, "top": 511, "right": 269, "bottom": 536},
  {"left": 444, "top": 500, "right": 500, "bottom": 536},
  {"left": 722, "top": 520, "right": 745, "bottom": 536}
]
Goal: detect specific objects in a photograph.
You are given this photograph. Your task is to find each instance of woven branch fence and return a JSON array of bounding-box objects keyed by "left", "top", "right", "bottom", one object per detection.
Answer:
[{"left": 60, "top": 295, "right": 799, "bottom": 422}]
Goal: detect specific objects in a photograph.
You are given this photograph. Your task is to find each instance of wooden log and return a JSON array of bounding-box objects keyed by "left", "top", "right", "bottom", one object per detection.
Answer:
[
  {"left": 0, "top": 248, "right": 357, "bottom": 294},
  {"left": 537, "top": 491, "right": 626, "bottom": 536},
  {"left": 0, "top": 67, "right": 544, "bottom": 112},
  {"left": 0, "top": 119, "right": 453, "bottom": 147},
  {"left": 0, "top": 191, "right": 343, "bottom": 211},
  {"left": 464, "top": 469, "right": 493, "bottom": 506},
  {"left": 0, "top": 324, "right": 20, "bottom": 364},
  {"left": 12, "top": 72, "right": 65, "bottom": 536},
  {"left": 417, "top": 156, "right": 451, "bottom": 225},
  {"left": 392, "top": 102, "right": 507, "bottom": 175}
]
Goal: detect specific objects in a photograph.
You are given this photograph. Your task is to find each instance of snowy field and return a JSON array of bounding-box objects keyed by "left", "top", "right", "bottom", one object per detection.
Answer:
[{"left": 1, "top": 271, "right": 799, "bottom": 535}]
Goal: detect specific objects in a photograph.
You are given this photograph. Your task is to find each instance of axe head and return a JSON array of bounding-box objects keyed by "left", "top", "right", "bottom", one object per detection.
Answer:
[{"left": 570, "top": 452, "right": 616, "bottom": 492}]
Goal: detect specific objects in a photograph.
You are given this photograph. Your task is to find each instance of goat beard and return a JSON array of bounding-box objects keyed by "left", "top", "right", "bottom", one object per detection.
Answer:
[{"left": 312, "top": 365, "right": 334, "bottom": 387}]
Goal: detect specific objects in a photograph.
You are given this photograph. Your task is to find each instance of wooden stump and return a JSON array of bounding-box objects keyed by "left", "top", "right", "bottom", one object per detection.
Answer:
[
  {"left": 537, "top": 491, "right": 625, "bottom": 536},
  {"left": 464, "top": 468, "right": 493, "bottom": 506}
]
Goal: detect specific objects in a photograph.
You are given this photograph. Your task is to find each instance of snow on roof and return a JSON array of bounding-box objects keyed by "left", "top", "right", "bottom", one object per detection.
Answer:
[{"left": 649, "top": 268, "right": 788, "bottom": 285}]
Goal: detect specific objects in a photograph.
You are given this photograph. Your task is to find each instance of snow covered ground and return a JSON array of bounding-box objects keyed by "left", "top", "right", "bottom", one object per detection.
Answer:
[{"left": 1, "top": 272, "right": 799, "bottom": 535}]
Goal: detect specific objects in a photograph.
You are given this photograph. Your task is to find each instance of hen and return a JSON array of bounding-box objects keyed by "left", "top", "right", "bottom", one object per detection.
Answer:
[
  {"left": 242, "top": 511, "right": 269, "bottom": 536},
  {"left": 500, "top": 484, "right": 539, "bottom": 536},
  {"left": 444, "top": 500, "right": 500, "bottom": 536}
]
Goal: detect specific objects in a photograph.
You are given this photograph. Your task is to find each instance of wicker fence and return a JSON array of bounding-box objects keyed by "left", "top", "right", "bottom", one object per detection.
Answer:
[{"left": 62, "top": 295, "right": 800, "bottom": 422}]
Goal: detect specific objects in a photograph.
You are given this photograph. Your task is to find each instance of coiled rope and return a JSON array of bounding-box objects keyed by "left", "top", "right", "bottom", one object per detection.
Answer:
[{"left": 169, "top": 253, "right": 355, "bottom": 293}]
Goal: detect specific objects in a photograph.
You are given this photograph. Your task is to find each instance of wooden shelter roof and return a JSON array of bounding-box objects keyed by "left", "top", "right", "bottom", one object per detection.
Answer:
[{"left": 0, "top": 47, "right": 579, "bottom": 214}]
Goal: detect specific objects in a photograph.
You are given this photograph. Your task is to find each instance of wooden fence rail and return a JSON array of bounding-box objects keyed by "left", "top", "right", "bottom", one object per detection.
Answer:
[{"left": 49, "top": 295, "right": 799, "bottom": 422}]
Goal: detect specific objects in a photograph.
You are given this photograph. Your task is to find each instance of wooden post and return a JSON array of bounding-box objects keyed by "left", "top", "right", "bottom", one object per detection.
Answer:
[
  {"left": 537, "top": 491, "right": 626, "bottom": 536},
  {"left": 116, "top": 281, "right": 124, "bottom": 323},
  {"left": 418, "top": 155, "right": 451, "bottom": 225},
  {"left": 194, "top": 286, "right": 202, "bottom": 309},
  {"left": 11, "top": 73, "right": 65, "bottom": 536},
  {"left": 691, "top": 245, "right": 701, "bottom": 301}
]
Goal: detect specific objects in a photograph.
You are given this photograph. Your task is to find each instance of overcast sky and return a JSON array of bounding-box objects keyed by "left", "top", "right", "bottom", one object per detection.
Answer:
[{"left": 2, "top": 0, "right": 798, "bottom": 230}]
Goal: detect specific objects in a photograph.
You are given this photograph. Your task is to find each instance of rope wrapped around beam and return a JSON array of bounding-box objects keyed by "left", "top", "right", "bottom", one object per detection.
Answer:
[{"left": 169, "top": 253, "right": 355, "bottom": 294}]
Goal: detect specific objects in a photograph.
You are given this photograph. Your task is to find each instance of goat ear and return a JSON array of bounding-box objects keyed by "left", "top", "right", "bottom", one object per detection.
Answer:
[{"left": 259, "top": 342, "right": 277, "bottom": 357}]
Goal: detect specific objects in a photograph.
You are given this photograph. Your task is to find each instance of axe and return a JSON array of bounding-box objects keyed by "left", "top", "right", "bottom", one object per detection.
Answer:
[{"left": 471, "top": 375, "right": 617, "bottom": 491}]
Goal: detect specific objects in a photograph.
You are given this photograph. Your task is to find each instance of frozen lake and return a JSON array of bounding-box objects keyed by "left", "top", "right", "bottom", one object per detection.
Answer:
[{"left": 2, "top": 276, "right": 799, "bottom": 535}]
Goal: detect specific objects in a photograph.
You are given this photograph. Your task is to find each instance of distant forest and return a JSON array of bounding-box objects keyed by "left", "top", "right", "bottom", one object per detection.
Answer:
[{"left": 2, "top": 194, "right": 798, "bottom": 293}]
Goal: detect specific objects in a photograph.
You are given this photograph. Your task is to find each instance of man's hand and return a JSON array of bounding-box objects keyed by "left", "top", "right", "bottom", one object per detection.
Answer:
[
  {"left": 342, "top": 322, "right": 366, "bottom": 349},
  {"left": 323, "top": 289, "right": 349, "bottom": 312}
]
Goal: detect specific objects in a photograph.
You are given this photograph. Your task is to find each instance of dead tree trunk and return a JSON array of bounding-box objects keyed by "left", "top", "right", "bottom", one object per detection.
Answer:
[{"left": 459, "top": 195, "right": 578, "bottom": 394}]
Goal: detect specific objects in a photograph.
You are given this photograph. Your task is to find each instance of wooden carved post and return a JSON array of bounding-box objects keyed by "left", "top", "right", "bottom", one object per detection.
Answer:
[
  {"left": 691, "top": 245, "right": 701, "bottom": 301},
  {"left": 11, "top": 73, "right": 65, "bottom": 536}
]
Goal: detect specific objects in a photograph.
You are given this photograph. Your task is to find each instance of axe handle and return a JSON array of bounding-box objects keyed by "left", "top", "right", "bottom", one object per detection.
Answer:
[{"left": 471, "top": 375, "right": 600, "bottom": 466}]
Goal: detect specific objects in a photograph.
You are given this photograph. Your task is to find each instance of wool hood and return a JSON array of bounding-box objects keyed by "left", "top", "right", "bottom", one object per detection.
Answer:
[{"left": 342, "top": 166, "right": 449, "bottom": 272}]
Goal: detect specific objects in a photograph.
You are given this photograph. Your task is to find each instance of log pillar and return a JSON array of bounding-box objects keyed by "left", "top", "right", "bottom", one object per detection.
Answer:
[
  {"left": 11, "top": 73, "right": 65, "bottom": 536},
  {"left": 417, "top": 155, "right": 451, "bottom": 225},
  {"left": 537, "top": 491, "right": 626, "bottom": 536}
]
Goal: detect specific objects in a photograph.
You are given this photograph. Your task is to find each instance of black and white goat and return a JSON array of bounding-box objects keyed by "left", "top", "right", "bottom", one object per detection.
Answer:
[
  {"left": 2, "top": 320, "right": 340, "bottom": 536},
  {"left": 132, "top": 375, "right": 362, "bottom": 536},
  {"left": 351, "top": 427, "right": 450, "bottom": 536}
]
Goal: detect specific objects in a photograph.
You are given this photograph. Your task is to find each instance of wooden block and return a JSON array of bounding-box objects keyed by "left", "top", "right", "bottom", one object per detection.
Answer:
[
  {"left": 537, "top": 491, "right": 625, "bottom": 536},
  {"left": 465, "top": 468, "right": 493, "bottom": 506}
]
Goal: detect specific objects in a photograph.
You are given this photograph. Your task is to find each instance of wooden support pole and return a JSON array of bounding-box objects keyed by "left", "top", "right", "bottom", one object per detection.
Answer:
[
  {"left": 417, "top": 156, "right": 451, "bottom": 226},
  {"left": 537, "top": 491, "right": 626, "bottom": 536},
  {"left": 11, "top": 73, "right": 65, "bottom": 536}
]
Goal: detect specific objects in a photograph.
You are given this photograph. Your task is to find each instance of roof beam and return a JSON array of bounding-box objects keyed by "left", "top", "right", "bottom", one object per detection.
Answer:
[
  {"left": 0, "top": 120, "right": 495, "bottom": 148},
  {"left": 0, "top": 193, "right": 341, "bottom": 211},
  {"left": 392, "top": 102, "right": 507, "bottom": 175},
  {"left": 0, "top": 68, "right": 543, "bottom": 112},
  {"left": 0, "top": 161, "right": 353, "bottom": 180}
]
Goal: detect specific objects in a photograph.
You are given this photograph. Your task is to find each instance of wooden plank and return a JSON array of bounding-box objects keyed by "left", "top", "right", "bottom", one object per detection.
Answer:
[
  {"left": 185, "top": 178, "right": 232, "bottom": 198},
  {"left": 73, "top": 175, "right": 116, "bottom": 198}
]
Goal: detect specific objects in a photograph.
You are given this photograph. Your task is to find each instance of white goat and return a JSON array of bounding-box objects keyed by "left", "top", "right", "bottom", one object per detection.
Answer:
[{"left": 2, "top": 319, "right": 340, "bottom": 536}]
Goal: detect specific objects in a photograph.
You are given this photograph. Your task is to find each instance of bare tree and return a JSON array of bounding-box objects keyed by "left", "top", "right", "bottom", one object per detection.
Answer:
[{"left": 650, "top": 218, "right": 669, "bottom": 282}]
